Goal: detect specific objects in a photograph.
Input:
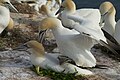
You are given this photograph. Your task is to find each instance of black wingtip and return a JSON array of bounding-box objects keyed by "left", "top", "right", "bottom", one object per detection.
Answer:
[{"left": 100, "top": 40, "right": 120, "bottom": 56}]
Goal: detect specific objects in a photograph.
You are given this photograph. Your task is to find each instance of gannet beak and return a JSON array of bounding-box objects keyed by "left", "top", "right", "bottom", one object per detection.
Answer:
[
  {"left": 99, "top": 12, "right": 108, "bottom": 27},
  {"left": 8, "top": 2, "right": 19, "bottom": 12},
  {"left": 39, "top": 29, "right": 48, "bottom": 43},
  {"left": 99, "top": 16, "right": 105, "bottom": 27},
  {"left": 56, "top": 6, "right": 64, "bottom": 15},
  {"left": 13, "top": 44, "right": 29, "bottom": 51}
]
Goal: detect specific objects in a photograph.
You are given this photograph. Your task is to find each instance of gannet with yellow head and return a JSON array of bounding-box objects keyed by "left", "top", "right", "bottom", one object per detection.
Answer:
[
  {"left": 58, "top": 0, "right": 101, "bottom": 28},
  {"left": 99, "top": 1, "right": 120, "bottom": 51},
  {"left": 39, "top": 17, "right": 97, "bottom": 67},
  {"left": 99, "top": 1, "right": 116, "bottom": 36},
  {"left": 40, "top": 4, "right": 56, "bottom": 17},
  {"left": 58, "top": 0, "right": 109, "bottom": 46},
  {"left": 63, "top": 0, "right": 119, "bottom": 54},
  {"left": 15, "top": 40, "right": 93, "bottom": 75}
]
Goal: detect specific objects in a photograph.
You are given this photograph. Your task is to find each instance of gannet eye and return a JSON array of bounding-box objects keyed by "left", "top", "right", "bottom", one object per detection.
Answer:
[{"left": 23, "top": 44, "right": 30, "bottom": 48}]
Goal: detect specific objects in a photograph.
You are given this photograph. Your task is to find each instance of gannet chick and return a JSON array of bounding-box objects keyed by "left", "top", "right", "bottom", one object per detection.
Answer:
[
  {"left": 0, "top": 0, "right": 18, "bottom": 35},
  {"left": 15, "top": 40, "right": 93, "bottom": 75},
  {"left": 39, "top": 17, "right": 97, "bottom": 67}
]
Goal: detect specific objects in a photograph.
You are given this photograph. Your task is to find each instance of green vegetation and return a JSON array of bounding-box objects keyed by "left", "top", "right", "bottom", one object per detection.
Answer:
[{"left": 31, "top": 66, "right": 88, "bottom": 80}]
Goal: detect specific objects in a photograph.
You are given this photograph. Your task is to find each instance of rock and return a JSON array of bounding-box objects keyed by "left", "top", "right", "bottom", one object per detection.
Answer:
[{"left": 0, "top": 51, "right": 51, "bottom": 80}]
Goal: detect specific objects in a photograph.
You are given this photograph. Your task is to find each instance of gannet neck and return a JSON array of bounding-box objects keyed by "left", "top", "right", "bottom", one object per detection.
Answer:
[
  {"left": 0, "top": 6, "right": 10, "bottom": 27},
  {"left": 103, "top": 12, "right": 116, "bottom": 36},
  {"left": 62, "top": 0, "right": 76, "bottom": 13}
]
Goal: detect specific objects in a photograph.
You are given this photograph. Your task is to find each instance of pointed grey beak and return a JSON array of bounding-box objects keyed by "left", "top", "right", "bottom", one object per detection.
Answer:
[
  {"left": 13, "top": 44, "right": 32, "bottom": 55},
  {"left": 8, "top": 2, "right": 19, "bottom": 12},
  {"left": 39, "top": 29, "right": 48, "bottom": 43},
  {"left": 99, "top": 12, "right": 108, "bottom": 26},
  {"left": 13, "top": 44, "right": 29, "bottom": 51},
  {"left": 56, "top": 6, "right": 64, "bottom": 15}
]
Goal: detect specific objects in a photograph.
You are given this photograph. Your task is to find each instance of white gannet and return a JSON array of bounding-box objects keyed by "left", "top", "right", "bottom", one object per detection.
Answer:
[
  {"left": 58, "top": 0, "right": 101, "bottom": 29},
  {"left": 39, "top": 17, "right": 97, "bottom": 67},
  {"left": 99, "top": 1, "right": 120, "bottom": 51},
  {"left": 61, "top": 0, "right": 119, "bottom": 54},
  {"left": 0, "top": 0, "right": 18, "bottom": 35},
  {"left": 15, "top": 40, "right": 93, "bottom": 75},
  {"left": 99, "top": 1, "right": 116, "bottom": 36},
  {"left": 58, "top": 0, "right": 109, "bottom": 45}
]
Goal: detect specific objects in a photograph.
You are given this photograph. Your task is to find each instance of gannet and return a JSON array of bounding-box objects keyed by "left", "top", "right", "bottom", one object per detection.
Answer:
[
  {"left": 57, "top": 0, "right": 107, "bottom": 42},
  {"left": 61, "top": 0, "right": 119, "bottom": 54},
  {"left": 58, "top": 0, "right": 101, "bottom": 28},
  {"left": 15, "top": 40, "right": 93, "bottom": 75},
  {"left": 40, "top": 4, "right": 56, "bottom": 17},
  {"left": 41, "top": 0, "right": 61, "bottom": 16},
  {"left": 0, "top": 0, "right": 18, "bottom": 34},
  {"left": 99, "top": 1, "right": 116, "bottom": 36},
  {"left": 39, "top": 17, "right": 97, "bottom": 67},
  {"left": 99, "top": 1, "right": 120, "bottom": 51}
]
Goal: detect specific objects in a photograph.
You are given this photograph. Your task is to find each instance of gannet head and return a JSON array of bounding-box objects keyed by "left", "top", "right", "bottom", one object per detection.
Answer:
[
  {"left": 15, "top": 40, "right": 45, "bottom": 57},
  {"left": 25, "top": 40, "right": 45, "bottom": 56},
  {"left": 56, "top": 0, "right": 61, "bottom": 6},
  {"left": 99, "top": 1, "right": 116, "bottom": 26},
  {"left": 39, "top": 17, "right": 61, "bottom": 30},
  {"left": 61, "top": 0, "right": 76, "bottom": 13},
  {"left": 0, "top": 0, "right": 18, "bottom": 12},
  {"left": 40, "top": 5, "right": 50, "bottom": 15},
  {"left": 39, "top": 17, "right": 61, "bottom": 42}
]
